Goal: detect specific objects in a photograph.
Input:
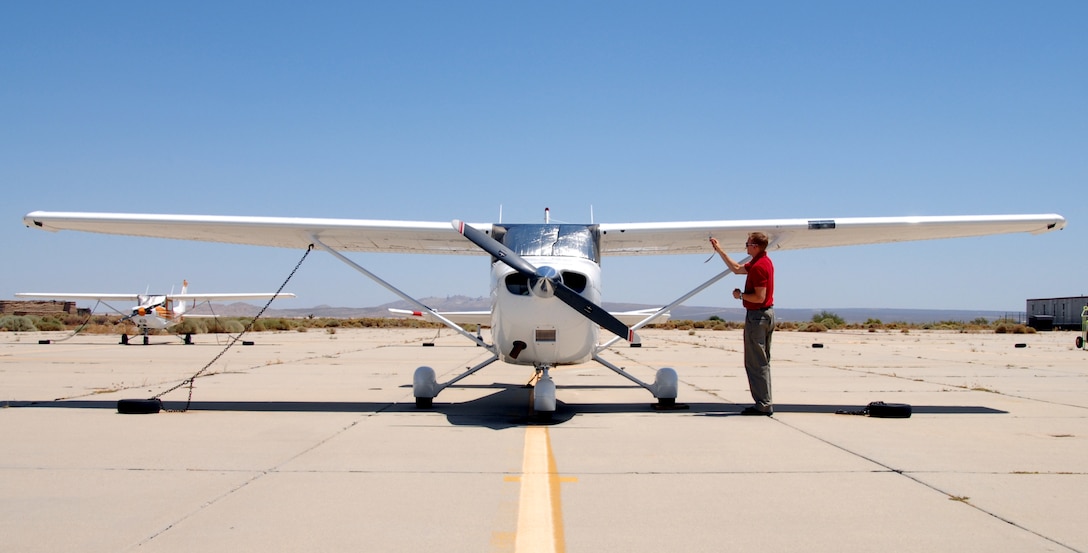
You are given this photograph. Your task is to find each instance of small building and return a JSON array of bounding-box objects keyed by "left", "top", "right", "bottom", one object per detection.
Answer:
[{"left": 1026, "top": 296, "right": 1088, "bottom": 331}]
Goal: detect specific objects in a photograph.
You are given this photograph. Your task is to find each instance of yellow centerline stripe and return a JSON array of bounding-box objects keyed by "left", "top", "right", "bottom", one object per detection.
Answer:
[{"left": 515, "top": 425, "right": 566, "bottom": 553}]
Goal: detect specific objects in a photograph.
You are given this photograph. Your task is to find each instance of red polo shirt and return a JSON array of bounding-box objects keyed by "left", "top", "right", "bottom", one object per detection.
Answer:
[{"left": 743, "top": 252, "right": 774, "bottom": 310}]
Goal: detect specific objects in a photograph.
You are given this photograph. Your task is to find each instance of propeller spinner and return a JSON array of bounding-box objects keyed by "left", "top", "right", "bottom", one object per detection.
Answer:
[{"left": 452, "top": 220, "right": 635, "bottom": 342}]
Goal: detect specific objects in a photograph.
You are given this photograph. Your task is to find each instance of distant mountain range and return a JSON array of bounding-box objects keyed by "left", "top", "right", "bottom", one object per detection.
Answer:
[{"left": 189, "top": 295, "right": 1024, "bottom": 324}]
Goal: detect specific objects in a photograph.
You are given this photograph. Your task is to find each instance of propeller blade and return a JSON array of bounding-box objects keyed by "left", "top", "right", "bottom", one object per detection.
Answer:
[
  {"left": 553, "top": 283, "right": 635, "bottom": 342},
  {"left": 452, "top": 220, "right": 538, "bottom": 276}
]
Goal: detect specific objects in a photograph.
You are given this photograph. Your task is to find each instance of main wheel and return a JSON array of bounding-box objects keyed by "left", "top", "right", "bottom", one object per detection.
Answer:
[
  {"left": 412, "top": 366, "right": 437, "bottom": 409},
  {"left": 1077, "top": 336, "right": 1084, "bottom": 349}
]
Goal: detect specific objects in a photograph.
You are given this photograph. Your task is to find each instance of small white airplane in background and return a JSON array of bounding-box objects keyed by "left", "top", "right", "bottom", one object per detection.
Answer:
[
  {"left": 23, "top": 209, "right": 1065, "bottom": 412},
  {"left": 16, "top": 280, "right": 295, "bottom": 345}
]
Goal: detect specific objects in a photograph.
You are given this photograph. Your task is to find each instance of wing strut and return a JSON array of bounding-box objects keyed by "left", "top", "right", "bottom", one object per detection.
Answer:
[{"left": 308, "top": 234, "right": 493, "bottom": 351}]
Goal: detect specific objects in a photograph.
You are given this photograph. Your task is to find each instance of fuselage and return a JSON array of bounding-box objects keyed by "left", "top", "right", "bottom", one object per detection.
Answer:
[
  {"left": 486, "top": 223, "right": 603, "bottom": 366},
  {"left": 129, "top": 294, "right": 185, "bottom": 332}
]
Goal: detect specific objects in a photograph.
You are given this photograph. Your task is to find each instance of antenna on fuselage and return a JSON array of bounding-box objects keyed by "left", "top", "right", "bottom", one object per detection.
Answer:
[
  {"left": 590, "top": 205, "right": 594, "bottom": 224},
  {"left": 498, "top": 204, "right": 503, "bottom": 223},
  {"left": 545, "top": 207, "right": 550, "bottom": 223}
]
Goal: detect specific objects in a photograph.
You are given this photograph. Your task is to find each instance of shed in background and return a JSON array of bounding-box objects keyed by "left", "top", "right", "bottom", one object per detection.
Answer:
[{"left": 1026, "top": 296, "right": 1088, "bottom": 330}]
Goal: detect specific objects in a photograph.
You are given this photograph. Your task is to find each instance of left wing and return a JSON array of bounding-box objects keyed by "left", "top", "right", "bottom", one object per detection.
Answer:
[
  {"left": 598, "top": 214, "right": 1066, "bottom": 255},
  {"left": 23, "top": 211, "right": 1065, "bottom": 255}
]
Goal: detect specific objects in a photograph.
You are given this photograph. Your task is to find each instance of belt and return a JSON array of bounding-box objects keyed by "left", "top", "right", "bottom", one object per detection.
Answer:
[{"left": 747, "top": 306, "right": 774, "bottom": 311}]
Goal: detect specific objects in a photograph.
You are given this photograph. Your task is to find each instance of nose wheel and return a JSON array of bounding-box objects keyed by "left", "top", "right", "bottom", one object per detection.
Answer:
[{"left": 531, "top": 367, "right": 556, "bottom": 414}]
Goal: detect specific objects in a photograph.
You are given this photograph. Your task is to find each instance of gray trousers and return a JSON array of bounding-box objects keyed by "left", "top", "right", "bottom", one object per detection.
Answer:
[{"left": 743, "top": 307, "right": 775, "bottom": 410}]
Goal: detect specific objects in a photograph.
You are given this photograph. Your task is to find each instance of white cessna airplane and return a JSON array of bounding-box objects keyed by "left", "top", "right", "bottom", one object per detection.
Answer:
[
  {"left": 23, "top": 209, "right": 1065, "bottom": 412},
  {"left": 16, "top": 280, "right": 295, "bottom": 345}
]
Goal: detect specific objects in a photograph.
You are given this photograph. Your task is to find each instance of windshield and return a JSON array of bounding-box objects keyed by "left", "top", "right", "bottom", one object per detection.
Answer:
[{"left": 494, "top": 224, "right": 600, "bottom": 262}]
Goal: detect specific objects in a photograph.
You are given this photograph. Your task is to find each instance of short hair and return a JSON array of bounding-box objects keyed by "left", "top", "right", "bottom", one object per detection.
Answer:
[{"left": 747, "top": 232, "right": 769, "bottom": 248}]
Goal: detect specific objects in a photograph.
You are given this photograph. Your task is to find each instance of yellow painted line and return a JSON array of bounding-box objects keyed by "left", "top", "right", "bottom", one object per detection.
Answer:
[{"left": 515, "top": 426, "right": 566, "bottom": 553}]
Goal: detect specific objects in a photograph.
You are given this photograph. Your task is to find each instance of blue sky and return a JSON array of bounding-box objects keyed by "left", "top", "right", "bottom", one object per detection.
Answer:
[{"left": 3, "top": 1, "right": 1084, "bottom": 313}]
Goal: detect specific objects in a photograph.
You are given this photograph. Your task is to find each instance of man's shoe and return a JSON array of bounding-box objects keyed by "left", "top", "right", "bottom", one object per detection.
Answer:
[{"left": 740, "top": 406, "right": 772, "bottom": 416}]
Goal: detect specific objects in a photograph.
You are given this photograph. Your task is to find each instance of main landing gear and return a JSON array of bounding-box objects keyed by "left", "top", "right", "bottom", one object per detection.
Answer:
[{"left": 411, "top": 357, "right": 681, "bottom": 414}]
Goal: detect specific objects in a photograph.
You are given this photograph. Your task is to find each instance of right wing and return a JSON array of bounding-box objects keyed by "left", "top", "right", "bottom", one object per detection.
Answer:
[{"left": 24, "top": 212, "right": 486, "bottom": 254}]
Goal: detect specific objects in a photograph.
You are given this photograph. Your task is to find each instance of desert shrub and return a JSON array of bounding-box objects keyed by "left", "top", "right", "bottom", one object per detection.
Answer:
[
  {"left": 923, "top": 320, "right": 964, "bottom": 331},
  {"left": 219, "top": 320, "right": 246, "bottom": 334},
  {"left": 995, "top": 324, "right": 1036, "bottom": 334},
  {"left": 0, "top": 315, "right": 37, "bottom": 332},
  {"left": 33, "top": 316, "right": 66, "bottom": 331},
  {"left": 799, "top": 322, "right": 828, "bottom": 332},
  {"left": 175, "top": 319, "right": 207, "bottom": 334},
  {"left": 252, "top": 318, "right": 295, "bottom": 331},
  {"left": 811, "top": 310, "right": 845, "bottom": 329}
]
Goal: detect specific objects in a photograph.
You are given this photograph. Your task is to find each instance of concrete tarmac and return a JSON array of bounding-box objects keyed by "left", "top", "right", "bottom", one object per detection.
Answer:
[{"left": 2, "top": 326, "right": 1086, "bottom": 552}]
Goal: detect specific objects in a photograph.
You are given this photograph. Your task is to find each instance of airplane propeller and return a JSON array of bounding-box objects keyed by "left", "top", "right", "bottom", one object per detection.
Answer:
[{"left": 452, "top": 220, "right": 635, "bottom": 342}]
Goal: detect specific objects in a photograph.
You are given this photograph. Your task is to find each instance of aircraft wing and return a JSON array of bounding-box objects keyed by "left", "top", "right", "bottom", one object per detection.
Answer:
[
  {"left": 15, "top": 293, "right": 142, "bottom": 301},
  {"left": 16, "top": 292, "right": 294, "bottom": 302},
  {"left": 597, "top": 214, "right": 1066, "bottom": 255},
  {"left": 388, "top": 308, "right": 492, "bottom": 325},
  {"left": 388, "top": 307, "right": 667, "bottom": 326},
  {"left": 24, "top": 211, "right": 1065, "bottom": 255},
  {"left": 24, "top": 212, "right": 486, "bottom": 254},
  {"left": 170, "top": 293, "right": 295, "bottom": 301},
  {"left": 612, "top": 308, "right": 670, "bottom": 325}
]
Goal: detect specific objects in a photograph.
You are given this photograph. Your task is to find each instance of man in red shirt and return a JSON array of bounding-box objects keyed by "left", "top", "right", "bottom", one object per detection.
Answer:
[{"left": 710, "top": 232, "right": 775, "bottom": 416}]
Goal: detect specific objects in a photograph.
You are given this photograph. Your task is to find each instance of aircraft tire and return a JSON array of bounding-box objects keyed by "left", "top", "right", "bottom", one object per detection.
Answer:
[
  {"left": 867, "top": 401, "right": 911, "bottom": 418},
  {"left": 117, "top": 398, "right": 162, "bottom": 415},
  {"left": 1077, "top": 336, "right": 1084, "bottom": 349},
  {"left": 415, "top": 397, "right": 433, "bottom": 408},
  {"left": 532, "top": 377, "right": 556, "bottom": 413}
]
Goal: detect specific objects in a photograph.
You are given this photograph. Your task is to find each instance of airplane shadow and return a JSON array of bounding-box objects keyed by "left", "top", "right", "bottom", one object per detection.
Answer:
[{"left": 4, "top": 387, "right": 1008, "bottom": 430}]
